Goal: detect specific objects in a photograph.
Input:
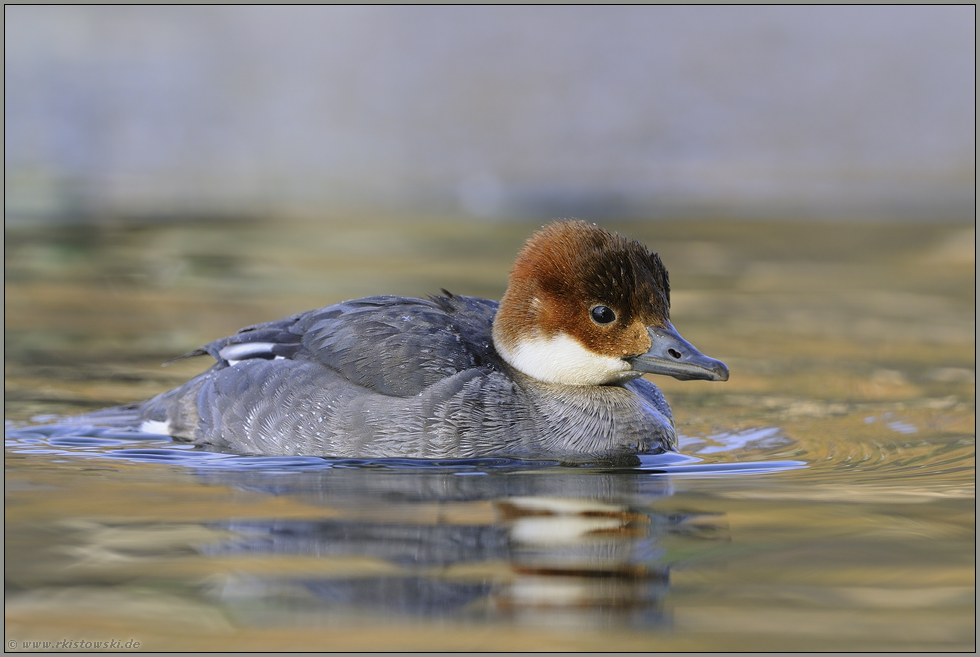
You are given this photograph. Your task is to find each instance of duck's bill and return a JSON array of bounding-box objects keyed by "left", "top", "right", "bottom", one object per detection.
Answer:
[{"left": 628, "top": 324, "right": 729, "bottom": 382}]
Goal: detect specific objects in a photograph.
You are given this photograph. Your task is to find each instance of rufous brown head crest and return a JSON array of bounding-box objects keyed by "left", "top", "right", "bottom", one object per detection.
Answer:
[{"left": 494, "top": 220, "right": 672, "bottom": 360}]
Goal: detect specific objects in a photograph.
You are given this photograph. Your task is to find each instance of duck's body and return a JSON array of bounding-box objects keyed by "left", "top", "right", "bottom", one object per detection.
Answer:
[
  {"left": 110, "top": 221, "right": 727, "bottom": 461},
  {"left": 139, "top": 293, "right": 675, "bottom": 461}
]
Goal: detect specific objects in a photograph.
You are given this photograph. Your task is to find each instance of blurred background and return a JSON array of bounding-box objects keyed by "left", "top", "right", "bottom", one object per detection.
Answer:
[
  {"left": 5, "top": 8, "right": 976, "bottom": 650},
  {"left": 5, "top": 5, "right": 975, "bottom": 225}
]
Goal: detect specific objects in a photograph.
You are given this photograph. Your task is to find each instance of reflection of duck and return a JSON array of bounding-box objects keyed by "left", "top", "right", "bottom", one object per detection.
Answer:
[
  {"left": 208, "top": 500, "right": 670, "bottom": 623},
  {"left": 494, "top": 497, "right": 669, "bottom": 614},
  {"left": 205, "top": 491, "right": 674, "bottom": 621},
  {"left": 109, "top": 221, "right": 728, "bottom": 460}
]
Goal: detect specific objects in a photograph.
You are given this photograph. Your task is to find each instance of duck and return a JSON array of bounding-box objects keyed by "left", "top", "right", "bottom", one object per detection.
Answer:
[{"left": 117, "top": 220, "right": 728, "bottom": 462}]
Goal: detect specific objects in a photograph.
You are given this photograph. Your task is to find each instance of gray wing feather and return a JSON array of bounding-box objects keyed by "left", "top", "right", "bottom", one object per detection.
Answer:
[{"left": 188, "top": 294, "right": 501, "bottom": 398}]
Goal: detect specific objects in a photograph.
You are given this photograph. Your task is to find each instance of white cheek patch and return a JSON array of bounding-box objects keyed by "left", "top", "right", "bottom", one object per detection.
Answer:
[
  {"left": 497, "top": 333, "right": 633, "bottom": 386},
  {"left": 140, "top": 420, "right": 172, "bottom": 436}
]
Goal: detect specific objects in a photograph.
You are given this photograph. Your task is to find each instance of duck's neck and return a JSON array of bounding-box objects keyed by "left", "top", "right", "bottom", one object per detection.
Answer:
[{"left": 502, "top": 367, "right": 676, "bottom": 457}]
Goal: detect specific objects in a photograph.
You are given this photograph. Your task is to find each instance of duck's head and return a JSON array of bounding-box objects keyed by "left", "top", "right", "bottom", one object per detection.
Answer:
[{"left": 492, "top": 220, "right": 729, "bottom": 386}]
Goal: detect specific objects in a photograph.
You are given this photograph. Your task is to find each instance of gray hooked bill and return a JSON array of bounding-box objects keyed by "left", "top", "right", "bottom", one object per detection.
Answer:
[{"left": 628, "top": 324, "right": 730, "bottom": 382}]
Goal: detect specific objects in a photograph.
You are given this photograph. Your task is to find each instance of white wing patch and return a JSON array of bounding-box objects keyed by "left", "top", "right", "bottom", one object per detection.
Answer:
[
  {"left": 140, "top": 420, "right": 172, "bottom": 435},
  {"left": 219, "top": 342, "right": 278, "bottom": 364},
  {"left": 496, "top": 333, "right": 635, "bottom": 386}
]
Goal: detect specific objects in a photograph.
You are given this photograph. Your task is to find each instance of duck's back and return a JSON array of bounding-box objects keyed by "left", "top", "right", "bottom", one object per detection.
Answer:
[{"left": 202, "top": 293, "right": 501, "bottom": 397}]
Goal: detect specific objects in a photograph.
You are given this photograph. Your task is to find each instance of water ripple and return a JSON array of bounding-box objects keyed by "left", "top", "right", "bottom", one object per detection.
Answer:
[{"left": 5, "top": 423, "right": 804, "bottom": 477}]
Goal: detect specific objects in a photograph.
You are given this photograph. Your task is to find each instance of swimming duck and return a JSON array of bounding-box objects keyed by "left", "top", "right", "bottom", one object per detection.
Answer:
[{"left": 129, "top": 220, "right": 728, "bottom": 462}]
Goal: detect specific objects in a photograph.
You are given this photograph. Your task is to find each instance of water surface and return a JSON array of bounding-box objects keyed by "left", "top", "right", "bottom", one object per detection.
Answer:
[{"left": 5, "top": 216, "right": 975, "bottom": 650}]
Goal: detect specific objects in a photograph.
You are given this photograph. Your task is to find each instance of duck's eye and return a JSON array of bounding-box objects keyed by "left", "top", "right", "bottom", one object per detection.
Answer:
[{"left": 590, "top": 305, "right": 616, "bottom": 325}]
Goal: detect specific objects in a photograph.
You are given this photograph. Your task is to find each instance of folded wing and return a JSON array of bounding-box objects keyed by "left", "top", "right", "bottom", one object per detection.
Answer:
[{"left": 186, "top": 293, "right": 501, "bottom": 397}]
